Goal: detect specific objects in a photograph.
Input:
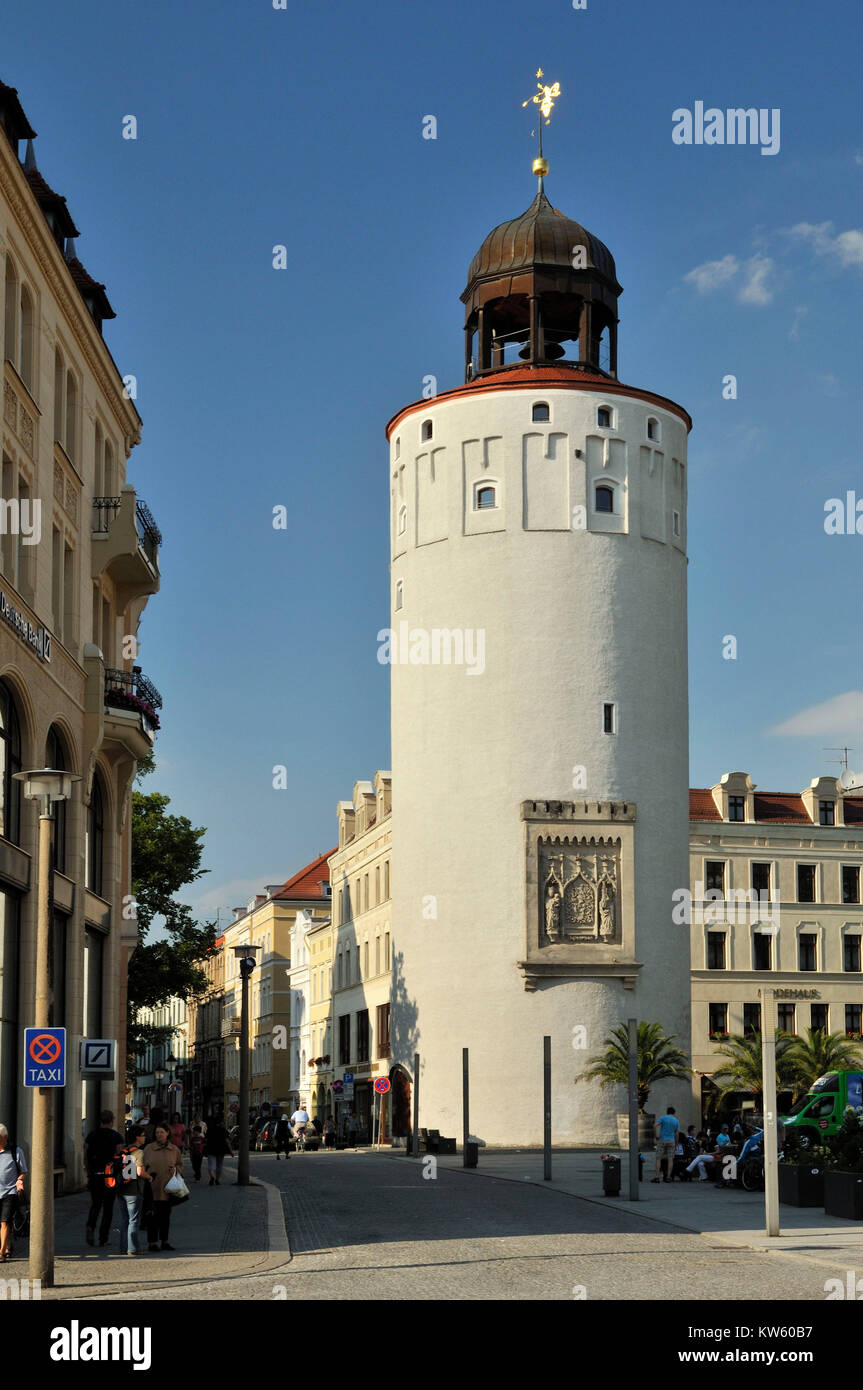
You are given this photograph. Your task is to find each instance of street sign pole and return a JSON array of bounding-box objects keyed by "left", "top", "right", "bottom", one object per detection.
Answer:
[
  {"left": 628, "top": 1017, "right": 639, "bottom": 1201},
  {"left": 543, "top": 1035, "right": 552, "bottom": 1181},
  {"left": 462, "top": 1047, "right": 469, "bottom": 1167},
  {"left": 761, "top": 989, "right": 780, "bottom": 1237},
  {"left": 30, "top": 811, "right": 55, "bottom": 1286},
  {"left": 412, "top": 1051, "right": 420, "bottom": 1158}
]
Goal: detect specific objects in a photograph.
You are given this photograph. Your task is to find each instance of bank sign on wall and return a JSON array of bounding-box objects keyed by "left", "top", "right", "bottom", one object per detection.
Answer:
[{"left": 0, "top": 589, "right": 51, "bottom": 661}]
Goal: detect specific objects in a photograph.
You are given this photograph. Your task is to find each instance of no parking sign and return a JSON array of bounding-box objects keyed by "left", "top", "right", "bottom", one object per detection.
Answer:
[
  {"left": 23, "top": 1027, "right": 66, "bottom": 1086},
  {"left": 374, "top": 1077, "right": 391, "bottom": 1095}
]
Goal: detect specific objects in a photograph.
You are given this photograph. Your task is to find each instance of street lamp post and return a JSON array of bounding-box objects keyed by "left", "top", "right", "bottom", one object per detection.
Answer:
[
  {"left": 231, "top": 944, "right": 261, "bottom": 1185},
  {"left": 154, "top": 1067, "right": 165, "bottom": 1110},
  {"left": 13, "top": 767, "right": 79, "bottom": 1288}
]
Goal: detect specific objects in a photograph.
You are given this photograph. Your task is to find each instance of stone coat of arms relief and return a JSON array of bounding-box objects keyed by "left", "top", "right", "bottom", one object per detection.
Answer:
[{"left": 542, "top": 843, "right": 620, "bottom": 944}]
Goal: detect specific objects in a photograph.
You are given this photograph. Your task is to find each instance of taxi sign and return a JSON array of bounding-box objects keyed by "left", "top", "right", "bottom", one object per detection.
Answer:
[
  {"left": 374, "top": 1077, "right": 391, "bottom": 1094},
  {"left": 24, "top": 1027, "right": 66, "bottom": 1087}
]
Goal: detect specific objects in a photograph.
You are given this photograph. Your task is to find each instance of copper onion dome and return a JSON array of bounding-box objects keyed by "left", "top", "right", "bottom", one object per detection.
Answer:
[{"left": 461, "top": 186, "right": 623, "bottom": 381}]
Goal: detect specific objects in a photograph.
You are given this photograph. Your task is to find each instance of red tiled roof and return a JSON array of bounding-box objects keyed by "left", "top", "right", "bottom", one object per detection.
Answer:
[
  {"left": 752, "top": 793, "right": 808, "bottom": 823},
  {"left": 690, "top": 788, "right": 863, "bottom": 826},
  {"left": 23, "top": 167, "right": 79, "bottom": 238},
  {"left": 386, "top": 365, "right": 692, "bottom": 438},
  {"left": 273, "top": 849, "right": 336, "bottom": 901},
  {"left": 690, "top": 789, "right": 720, "bottom": 820},
  {"left": 65, "top": 256, "right": 115, "bottom": 321}
]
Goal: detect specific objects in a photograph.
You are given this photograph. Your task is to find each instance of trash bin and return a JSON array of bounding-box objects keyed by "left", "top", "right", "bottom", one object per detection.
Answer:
[{"left": 601, "top": 1153, "right": 621, "bottom": 1196}]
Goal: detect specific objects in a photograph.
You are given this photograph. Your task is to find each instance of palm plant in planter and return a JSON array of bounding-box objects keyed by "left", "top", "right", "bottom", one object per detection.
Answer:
[
  {"left": 578, "top": 1021, "right": 691, "bottom": 1147},
  {"left": 778, "top": 1127, "right": 828, "bottom": 1208},
  {"left": 788, "top": 1028, "right": 863, "bottom": 1091},
  {"left": 709, "top": 1030, "right": 800, "bottom": 1110}
]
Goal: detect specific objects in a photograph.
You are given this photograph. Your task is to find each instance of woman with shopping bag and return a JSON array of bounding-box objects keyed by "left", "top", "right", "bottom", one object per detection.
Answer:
[{"left": 142, "top": 1123, "right": 186, "bottom": 1252}]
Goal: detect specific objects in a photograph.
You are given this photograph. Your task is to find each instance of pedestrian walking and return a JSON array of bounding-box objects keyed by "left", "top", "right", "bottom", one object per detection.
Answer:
[
  {"left": 115, "top": 1127, "right": 147, "bottom": 1256},
  {"left": 84, "top": 1110, "right": 124, "bottom": 1246},
  {"left": 169, "top": 1111, "right": 187, "bottom": 1153},
  {"left": 274, "top": 1114, "right": 291, "bottom": 1160},
  {"left": 141, "top": 1124, "right": 184, "bottom": 1251},
  {"left": 324, "top": 1116, "right": 335, "bottom": 1149},
  {"left": 204, "top": 1118, "right": 233, "bottom": 1185},
  {"left": 190, "top": 1113, "right": 207, "bottom": 1139},
  {"left": 0, "top": 1125, "right": 26, "bottom": 1263},
  {"left": 651, "top": 1106, "right": 680, "bottom": 1184},
  {"left": 189, "top": 1124, "right": 206, "bottom": 1180}
]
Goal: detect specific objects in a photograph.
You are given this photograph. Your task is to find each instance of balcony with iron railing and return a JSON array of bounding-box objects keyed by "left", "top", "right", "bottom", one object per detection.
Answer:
[
  {"left": 102, "top": 665, "right": 163, "bottom": 755},
  {"left": 91, "top": 485, "right": 161, "bottom": 603}
]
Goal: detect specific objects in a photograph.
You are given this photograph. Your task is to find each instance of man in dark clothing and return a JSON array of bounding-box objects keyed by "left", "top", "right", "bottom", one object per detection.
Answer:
[
  {"left": 83, "top": 1109, "right": 124, "bottom": 1247},
  {"left": 274, "top": 1114, "right": 291, "bottom": 1160}
]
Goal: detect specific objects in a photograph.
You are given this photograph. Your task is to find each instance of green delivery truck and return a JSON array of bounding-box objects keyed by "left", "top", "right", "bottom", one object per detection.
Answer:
[{"left": 782, "top": 1069, "right": 863, "bottom": 1148}]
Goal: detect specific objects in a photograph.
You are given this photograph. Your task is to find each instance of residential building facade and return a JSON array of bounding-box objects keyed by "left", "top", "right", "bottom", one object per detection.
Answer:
[
  {"left": 0, "top": 79, "right": 160, "bottom": 1184},
  {"left": 186, "top": 933, "right": 226, "bottom": 1121},
  {"left": 690, "top": 772, "right": 863, "bottom": 1115},
  {"left": 223, "top": 854, "right": 332, "bottom": 1119},
  {"left": 329, "top": 772, "right": 397, "bottom": 1143}
]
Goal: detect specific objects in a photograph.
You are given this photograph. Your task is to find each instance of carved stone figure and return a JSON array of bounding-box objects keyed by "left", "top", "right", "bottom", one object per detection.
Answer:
[{"left": 545, "top": 883, "right": 562, "bottom": 941}]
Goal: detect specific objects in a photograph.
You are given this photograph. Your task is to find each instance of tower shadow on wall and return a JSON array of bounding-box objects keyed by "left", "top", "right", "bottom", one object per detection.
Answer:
[{"left": 389, "top": 949, "right": 420, "bottom": 1137}]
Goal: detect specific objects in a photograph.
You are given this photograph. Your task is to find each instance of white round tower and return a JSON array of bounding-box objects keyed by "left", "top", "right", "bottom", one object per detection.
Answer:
[{"left": 387, "top": 183, "right": 692, "bottom": 1145}]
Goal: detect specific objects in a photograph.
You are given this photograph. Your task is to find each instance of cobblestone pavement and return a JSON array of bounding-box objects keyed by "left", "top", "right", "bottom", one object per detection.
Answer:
[{"left": 91, "top": 1150, "right": 847, "bottom": 1301}]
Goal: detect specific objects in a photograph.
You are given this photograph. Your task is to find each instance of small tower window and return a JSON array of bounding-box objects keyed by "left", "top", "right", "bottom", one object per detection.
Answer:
[
  {"left": 394, "top": 437, "right": 401, "bottom": 459},
  {"left": 672, "top": 510, "right": 681, "bottom": 537},
  {"left": 602, "top": 702, "right": 616, "bottom": 734},
  {"left": 397, "top": 504, "right": 407, "bottom": 535},
  {"left": 475, "top": 485, "right": 497, "bottom": 510},
  {"left": 532, "top": 402, "right": 550, "bottom": 423},
  {"left": 597, "top": 406, "right": 612, "bottom": 429},
  {"left": 394, "top": 580, "right": 404, "bottom": 611},
  {"left": 595, "top": 484, "right": 614, "bottom": 513},
  {"left": 421, "top": 419, "right": 433, "bottom": 442},
  {"left": 647, "top": 417, "right": 660, "bottom": 442}
]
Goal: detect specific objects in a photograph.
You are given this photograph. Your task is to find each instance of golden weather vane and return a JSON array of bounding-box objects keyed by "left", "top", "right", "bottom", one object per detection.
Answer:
[{"left": 521, "top": 69, "right": 562, "bottom": 181}]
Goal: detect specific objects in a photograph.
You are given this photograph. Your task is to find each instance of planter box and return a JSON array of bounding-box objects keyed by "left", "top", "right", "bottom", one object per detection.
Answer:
[
  {"left": 617, "top": 1113, "right": 656, "bottom": 1149},
  {"left": 824, "top": 1170, "right": 863, "bottom": 1220},
  {"left": 778, "top": 1163, "right": 824, "bottom": 1208}
]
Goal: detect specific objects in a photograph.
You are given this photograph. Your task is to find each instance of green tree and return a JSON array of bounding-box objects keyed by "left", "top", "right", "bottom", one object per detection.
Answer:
[
  {"left": 578, "top": 1021, "right": 691, "bottom": 1111},
  {"left": 710, "top": 1031, "right": 800, "bottom": 1107},
  {"left": 788, "top": 1028, "right": 863, "bottom": 1093},
  {"left": 127, "top": 756, "right": 216, "bottom": 1072}
]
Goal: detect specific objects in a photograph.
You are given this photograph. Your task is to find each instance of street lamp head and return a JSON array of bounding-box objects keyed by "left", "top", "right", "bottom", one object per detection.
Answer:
[
  {"left": 13, "top": 767, "right": 81, "bottom": 816},
  {"left": 167, "top": 1052, "right": 177, "bottom": 1068},
  {"left": 154, "top": 1067, "right": 166, "bottom": 1081},
  {"left": 232, "top": 942, "right": 261, "bottom": 977}
]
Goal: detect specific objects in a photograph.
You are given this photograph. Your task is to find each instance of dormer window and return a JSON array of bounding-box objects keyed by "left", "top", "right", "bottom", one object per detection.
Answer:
[
  {"left": 597, "top": 406, "right": 612, "bottom": 429},
  {"left": 475, "top": 485, "right": 497, "bottom": 510},
  {"left": 595, "top": 484, "right": 614, "bottom": 513},
  {"left": 532, "top": 402, "right": 550, "bottom": 423},
  {"left": 421, "top": 419, "right": 433, "bottom": 442},
  {"left": 819, "top": 800, "right": 835, "bottom": 826},
  {"left": 728, "top": 795, "right": 745, "bottom": 821}
]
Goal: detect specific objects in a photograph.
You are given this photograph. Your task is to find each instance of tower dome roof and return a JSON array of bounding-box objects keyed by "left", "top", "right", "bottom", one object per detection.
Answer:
[{"left": 465, "top": 187, "right": 619, "bottom": 290}]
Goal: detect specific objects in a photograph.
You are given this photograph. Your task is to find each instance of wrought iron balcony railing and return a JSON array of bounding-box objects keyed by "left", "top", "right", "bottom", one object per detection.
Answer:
[
  {"left": 136, "top": 500, "right": 162, "bottom": 568},
  {"left": 92, "top": 496, "right": 121, "bottom": 532},
  {"left": 104, "top": 666, "right": 163, "bottom": 728}
]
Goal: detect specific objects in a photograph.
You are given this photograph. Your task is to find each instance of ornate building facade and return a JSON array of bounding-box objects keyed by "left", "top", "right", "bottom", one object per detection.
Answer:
[{"left": 0, "top": 79, "right": 160, "bottom": 1184}]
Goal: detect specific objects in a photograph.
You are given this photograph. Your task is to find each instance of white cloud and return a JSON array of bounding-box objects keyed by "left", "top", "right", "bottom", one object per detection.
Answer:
[
  {"left": 788, "top": 220, "right": 863, "bottom": 267},
  {"left": 771, "top": 691, "right": 863, "bottom": 738},
  {"left": 788, "top": 304, "right": 807, "bottom": 341},
  {"left": 683, "top": 252, "right": 773, "bottom": 304},
  {"left": 737, "top": 254, "right": 774, "bottom": 304},
  {"left": 684, "top": 254, "right": 739, "bottom": 293}
]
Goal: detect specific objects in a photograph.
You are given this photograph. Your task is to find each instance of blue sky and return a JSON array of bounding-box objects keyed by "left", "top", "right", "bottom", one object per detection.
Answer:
[{"left": 6, "top": 0, "right": 863, "bottom": 920}]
